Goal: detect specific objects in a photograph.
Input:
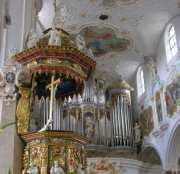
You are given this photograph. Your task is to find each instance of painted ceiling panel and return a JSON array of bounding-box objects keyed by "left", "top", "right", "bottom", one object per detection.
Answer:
[{"left": 80, "top": 26, "right": 132, "bottom": 57}]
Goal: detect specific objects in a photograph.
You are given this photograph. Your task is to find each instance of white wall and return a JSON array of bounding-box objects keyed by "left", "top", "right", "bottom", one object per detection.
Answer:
[
  {"left": 0, "top": 0, "right": 34, "bottom": 173},
  {"left": 134, "top": 15, "right": 180, "bottom": 172}
]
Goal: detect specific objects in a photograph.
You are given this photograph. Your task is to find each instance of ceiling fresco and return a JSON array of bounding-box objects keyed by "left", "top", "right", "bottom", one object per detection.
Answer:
[{"left": 80, "top": 26, "right": 132, "bottom": 57}]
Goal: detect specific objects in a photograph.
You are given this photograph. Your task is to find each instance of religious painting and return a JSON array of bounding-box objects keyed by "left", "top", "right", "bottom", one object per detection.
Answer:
[
  {"left": 155, "top": 92, "right": 163, "bottom": 123},
  {"left": 80, "top": 26, "right": 132, "bottom": 57},
  {"left": 139, "top": 106, "right": 154, "bottom": 136},
  {"left": 164, "top": 76, "right": 180, "bottom": 117},
  {"left": 83, "top": 112, "right": 95, "bottom": 139},
  {"left": 101, "top": 0, "right": 137, "bottom": 7},
  {"left": 88, "top": 158, "right": 125, "bottom": 174}
]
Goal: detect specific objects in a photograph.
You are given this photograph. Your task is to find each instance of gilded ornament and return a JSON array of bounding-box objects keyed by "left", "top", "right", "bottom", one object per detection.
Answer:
[
  {"left": 110, "top": 79, "right": 134, "bottom": 91},
  {"left": 16, "top": 86, "right": 31, "bottom": 134},
  {"left": 111, "top": 92, "right": 131, "bottom": 106}
]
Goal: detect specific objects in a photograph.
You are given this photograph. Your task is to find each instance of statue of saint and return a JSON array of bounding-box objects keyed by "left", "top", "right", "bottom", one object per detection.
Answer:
[
  {"left": 134, "top": 122, "right": 141, "bottom": 143},
  {"left": 27, "top": 28, "right": 38, "bottom": 48},
  {"left": 27, "top": 162, "right": 39, "bottom": 174},
  {"left": 147, "top": 57, "right": 157, "bottom": 77},
  {"left": 85, "top": 116, "right": 94, "bottom": 138},
  {"left": 47, "top": 26, "right": 61, "bottom": 46},
  {"left": 76, "top": 164, "right": 85, "bottom": 174},
  {"left": 50, "top": 161, "right": 64, "bottom": 174},
  {"left": 76, "top": 34, "right": 86, "bottom": 52}
]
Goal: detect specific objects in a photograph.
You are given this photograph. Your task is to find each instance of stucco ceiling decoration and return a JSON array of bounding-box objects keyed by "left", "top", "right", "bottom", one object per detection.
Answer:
[
  {"left": 53, "top": 3, "right": 75, "bottom": 26},
  {"left": 9, "top": 0, "right": 179, "bottom": 86},
  {"left": 89, "top": 0, "right": 138, "bottom": 8}
]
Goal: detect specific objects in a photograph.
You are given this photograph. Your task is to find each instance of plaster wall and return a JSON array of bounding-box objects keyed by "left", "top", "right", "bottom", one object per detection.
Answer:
[
  {"left": 136, "top": 15, "right": 180, "bottom": 172},
  {"left": 0, "top": 0, "right": 33, "bottom": 173}
]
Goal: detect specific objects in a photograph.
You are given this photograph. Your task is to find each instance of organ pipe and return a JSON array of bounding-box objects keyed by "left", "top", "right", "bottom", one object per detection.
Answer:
[
  {"left": 31, "top": 78, "right": 134, "bottom": 150},
  {"left": 110, "top": 89, "right": 134, "bottom": 147}
]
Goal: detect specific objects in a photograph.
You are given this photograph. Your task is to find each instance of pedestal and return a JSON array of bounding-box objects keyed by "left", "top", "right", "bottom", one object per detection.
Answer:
[{"left": 21, "top": 131, "right": 89, "bottom": 174}]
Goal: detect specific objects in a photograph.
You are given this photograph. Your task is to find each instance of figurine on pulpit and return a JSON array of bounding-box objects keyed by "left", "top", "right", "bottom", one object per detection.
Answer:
[
  {"left": 27, "top": 28, "right": 38, "bottom": 49},
  {"left": 46, "top": 26, "right": 61, "bottom": 46},
  {"left": 27, "top": 162, "right": 39, "bottom": 174},
  {"left": 50, "top": 161, "right": 64, "bottom": 174}
]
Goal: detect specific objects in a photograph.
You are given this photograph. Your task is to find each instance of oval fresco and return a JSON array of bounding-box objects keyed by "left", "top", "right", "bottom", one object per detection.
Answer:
[
  {"left": 80, "top": 26, "right": 132, "bottom": 57},
  {"left": 102, "top": 0, "right": 137, "bottom": 7}
]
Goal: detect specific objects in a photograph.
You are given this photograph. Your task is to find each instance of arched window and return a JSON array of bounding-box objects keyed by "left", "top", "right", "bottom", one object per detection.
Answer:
[
  {"left": 137, "top": 66, "right": 145, "bottom": 98},
  {"left": 168, "top": 25, "right": 178, "bottom": 62}
]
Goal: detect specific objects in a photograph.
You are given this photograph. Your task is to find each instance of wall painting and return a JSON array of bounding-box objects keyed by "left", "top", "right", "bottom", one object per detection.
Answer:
[
  {"left": 155, "top": 91, "right": 163, "bottom": 123},
  {"left": 140, "top": 106, "right": 154, "bottom": 136},
  {"left": 164, "top": 76, "right": 180, "bottom": 117}
]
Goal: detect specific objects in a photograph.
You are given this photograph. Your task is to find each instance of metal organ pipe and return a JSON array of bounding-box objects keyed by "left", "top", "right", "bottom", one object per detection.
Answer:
[
  {"left": 114, "top": 103, "right": 116, "bottom": 146},
  {"left": 121, "top": 96, "right": 125, "bottom": 145},
  {"left": 125, "top": 102, "right": 129, "bottom": 145},
  {"left": 111, "top": 105, "right": 115, "bottom": 147},
  {"left": 116, "top": 96, "right": 119, "bottom": 145},
  {"left": 116, "top": 96, "right": 121, "bottom": 146},
  {"left": 110, "top": 89, "right": 134, "bottom": 148}
]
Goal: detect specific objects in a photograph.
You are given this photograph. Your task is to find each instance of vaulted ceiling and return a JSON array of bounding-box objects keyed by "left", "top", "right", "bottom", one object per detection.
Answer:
[
  {"left": 1, "top": 0, "right": 180, "bottom": 86},
  {"left": 36, "top": 0, "right": 180, "bottom": 86}
]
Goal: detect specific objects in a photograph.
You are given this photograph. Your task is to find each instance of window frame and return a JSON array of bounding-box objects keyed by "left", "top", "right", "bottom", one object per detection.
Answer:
[
  {"left": 168, "top": 25, "right": 178, "bottom": 61},
  {"left": 165, "top": 24, "right": 179, "bottom": 70},
  {"left": 137, "top": 66, "right": 145, "bottom": 99}
]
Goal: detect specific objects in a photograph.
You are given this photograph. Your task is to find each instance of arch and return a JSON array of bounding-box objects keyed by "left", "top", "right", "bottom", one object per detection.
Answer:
[
  {"left": 166, "top": 120, "right": 180, "bottom": 171},
  {"left": 141, "top": 143, "right": 164, "bottom": 168}
]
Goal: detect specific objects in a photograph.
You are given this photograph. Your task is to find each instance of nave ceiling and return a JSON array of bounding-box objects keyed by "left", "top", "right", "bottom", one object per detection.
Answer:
[
  {"left": 36, "top": 0, "right": 180, "bottom": 86},
  {"left": 0, "top": 0, "right": 180, "bottom": 86}
]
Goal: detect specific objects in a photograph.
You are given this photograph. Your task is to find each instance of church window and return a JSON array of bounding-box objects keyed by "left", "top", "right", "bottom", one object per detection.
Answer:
[
  {"left": 137, "top": 66, "right": 145, "bottom": 98},
  {"left": 168, "top": 25, "right": 178, "bottom": 63}
]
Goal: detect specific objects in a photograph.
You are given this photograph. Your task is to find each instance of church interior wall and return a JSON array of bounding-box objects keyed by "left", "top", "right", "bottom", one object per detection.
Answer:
[
  {"left": 0, "top": 0, "right": 180, "bottom": 173},
  {"left": 133, "top": 15, "right": 180, "bottom": 173}
]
